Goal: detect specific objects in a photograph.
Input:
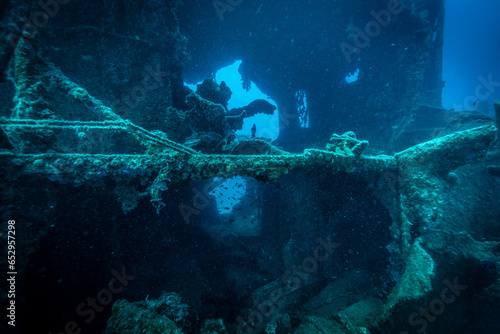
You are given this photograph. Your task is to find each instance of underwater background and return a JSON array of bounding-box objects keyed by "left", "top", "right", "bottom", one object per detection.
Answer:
[{"left": 0, "top": 0, "right": 499, "bottom": 333}]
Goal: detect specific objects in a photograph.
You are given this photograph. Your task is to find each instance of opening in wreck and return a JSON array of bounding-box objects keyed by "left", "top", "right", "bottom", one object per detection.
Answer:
[{"left": 186, "top": 60, "right": 280, "bottom": 141}]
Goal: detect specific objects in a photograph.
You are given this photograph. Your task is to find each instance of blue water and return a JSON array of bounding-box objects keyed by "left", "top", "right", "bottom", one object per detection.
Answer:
[{"left": 442, "top": 0, "right": 500, "bottom": 114}]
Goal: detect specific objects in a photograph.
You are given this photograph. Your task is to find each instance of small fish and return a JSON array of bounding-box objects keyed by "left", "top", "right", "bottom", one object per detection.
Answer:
[{"left": 183, "top": 138, "right": 201, "bottom": 147}]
